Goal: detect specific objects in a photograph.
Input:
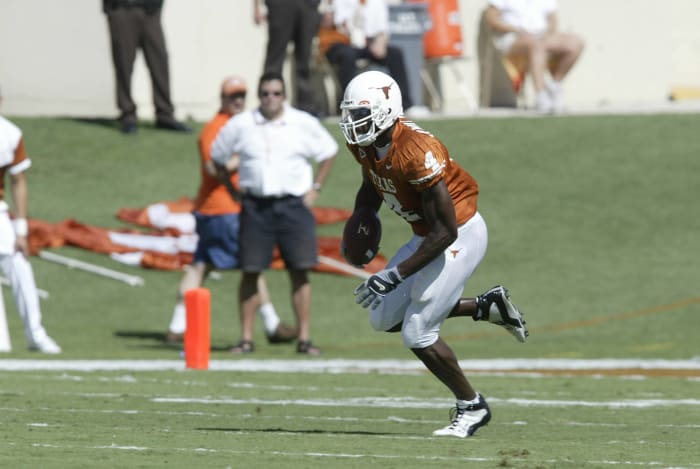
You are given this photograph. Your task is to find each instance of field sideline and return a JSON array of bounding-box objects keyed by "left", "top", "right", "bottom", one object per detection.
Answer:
[{"left": 2, "top": 357, "right": 700, "bottom": 376}]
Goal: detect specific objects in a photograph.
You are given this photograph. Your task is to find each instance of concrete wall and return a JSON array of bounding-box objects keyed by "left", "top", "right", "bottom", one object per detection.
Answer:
[{"left": 1, "top": 0, "right": 699, "bottom": 119}]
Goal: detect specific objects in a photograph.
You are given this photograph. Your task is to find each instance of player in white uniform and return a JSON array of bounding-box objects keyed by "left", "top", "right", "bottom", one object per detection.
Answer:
[{"left": 0, "top": 90, "right": 61, "bottom": 354}]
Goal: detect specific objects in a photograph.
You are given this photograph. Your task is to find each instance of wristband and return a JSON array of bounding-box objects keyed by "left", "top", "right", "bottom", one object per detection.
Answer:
[
  {"left": 312, "top": 182, "right": 322, "bottom": 192},
  {"left": 13, "top": 218, "right": 28, "bottom": 237}
]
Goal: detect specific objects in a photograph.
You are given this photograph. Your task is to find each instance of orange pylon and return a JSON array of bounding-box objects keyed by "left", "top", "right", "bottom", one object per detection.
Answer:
[{"left": 184, "top": 288, "right": 211, "bottom": 369}]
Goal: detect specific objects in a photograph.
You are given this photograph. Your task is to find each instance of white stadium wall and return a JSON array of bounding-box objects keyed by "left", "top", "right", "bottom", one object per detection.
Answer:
[{"left": 1, "top": 0, "right": 699, "bottom": 119}]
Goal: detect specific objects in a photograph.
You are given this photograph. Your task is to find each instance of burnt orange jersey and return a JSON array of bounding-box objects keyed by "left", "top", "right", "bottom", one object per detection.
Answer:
[
  {"left": 193, "top": 112, "right": 241, "bottom": 215},
  {"left": 346, "top": 118, "right": 478, "bottom": 236}
]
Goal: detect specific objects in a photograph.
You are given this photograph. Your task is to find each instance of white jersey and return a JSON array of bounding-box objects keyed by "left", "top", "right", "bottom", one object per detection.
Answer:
[{"left": 489, "top": 0, "right": 557, "bottom": 34}]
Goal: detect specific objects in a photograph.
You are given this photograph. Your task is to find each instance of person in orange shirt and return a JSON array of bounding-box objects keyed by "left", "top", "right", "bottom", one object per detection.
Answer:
[
  {"left": 339, "top": 71, "right": 528, "bottom": 438},
  {"left": 166, "top": 76, "right": 297, "bottom": 346}
]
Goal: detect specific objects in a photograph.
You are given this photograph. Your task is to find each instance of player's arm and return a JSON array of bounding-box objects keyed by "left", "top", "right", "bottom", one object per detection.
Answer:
[
  {"left": 9, "top": 170, "right": 30, "bottom": 256},
  {"left": 353, "top": 179, "right": 457, "bottom": 308},
  {"left": 395, "top": 180, "right": 457, "bottom": 279},
  {"left": 353, "top": 167, "right": 382, "bottom": 212}
]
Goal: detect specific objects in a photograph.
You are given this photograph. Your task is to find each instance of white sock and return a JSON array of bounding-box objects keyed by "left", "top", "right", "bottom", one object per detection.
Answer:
[
  {"left": 535, "top": 90, "right": 552, "bottom": 112},
  {"left": 456, "top": 394, "right": 481, "bottom": 408},
  {"left": 257, "top": 303, "right": 280, "bottom": 335},
  {"left": 546, "top": 81, "right": 564, "bottom": 111},
  {"left": 168, "top": 301, "right": 186, "bottom": 334},
  {"left": 546, "top": 80, "right": 561, "bottom": 94}
]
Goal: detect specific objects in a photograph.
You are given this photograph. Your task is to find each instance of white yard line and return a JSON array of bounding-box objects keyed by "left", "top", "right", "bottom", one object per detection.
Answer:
[
  {"left": 150, "top": 395, "right": 700, "bottom": 409},
  {"left": 19, "top": 442, "right": 700, "bottom": 467},
  {"left": 0, "top": 358, "right": 699, "bottom": 373}
]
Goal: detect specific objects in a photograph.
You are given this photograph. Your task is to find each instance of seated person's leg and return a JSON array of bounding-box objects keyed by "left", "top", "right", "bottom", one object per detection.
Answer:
[
  {"left": 542, "top": 32, "right": 585, "bottom": 82},
  {"left": 506, "top": 34, "right": 547, "bottom": 93},
  {"left": 326, "top": 43, "right": 360, "bottom": 90},
  {"left": 382, "top": 46, "right": 413, "bottom": 109},
  {"left": 505, "top": 34, "right": 553, "bottom": 111}
]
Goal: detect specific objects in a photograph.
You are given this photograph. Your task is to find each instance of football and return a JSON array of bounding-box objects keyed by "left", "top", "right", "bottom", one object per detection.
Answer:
[{"left": 342, "top": 207, "right": 382, "bottom": 266}]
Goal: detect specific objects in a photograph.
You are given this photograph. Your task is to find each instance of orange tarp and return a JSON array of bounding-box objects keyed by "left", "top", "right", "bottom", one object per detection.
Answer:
[{"left": 27, "top": 203, "right": 387, "bottom": 276}]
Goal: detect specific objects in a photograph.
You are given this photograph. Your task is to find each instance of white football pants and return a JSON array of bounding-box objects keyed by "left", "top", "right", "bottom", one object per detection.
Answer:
[
  {"left": 368, "top": 212, "right": 489, "bottom": 349},
  {"left": 0, "top": 209, "right": 51, "bottom": 348},
  {"left": 0, "top": 252, "right": 51, "bottom": 347}
]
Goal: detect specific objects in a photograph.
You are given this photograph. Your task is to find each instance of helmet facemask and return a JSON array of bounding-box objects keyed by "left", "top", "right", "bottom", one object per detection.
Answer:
[
  {"left": 340, "top": 106, "right": 378, "bottom": 146},
  {"left": 339, "top": 70, "right": 403, "bottom": 147}
]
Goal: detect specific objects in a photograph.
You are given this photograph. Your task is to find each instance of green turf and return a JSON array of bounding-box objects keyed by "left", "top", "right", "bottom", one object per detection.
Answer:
[
  {"left": 1, "top": 113, "right": 699, "bottom": 467},
  {"left": 1, "top": 370, "right": 698, "bottom": 468}
]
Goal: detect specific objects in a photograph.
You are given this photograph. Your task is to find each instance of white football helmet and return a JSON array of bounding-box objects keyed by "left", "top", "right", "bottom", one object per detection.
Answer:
[{"left": 339, "top": 70, "right": 403, "bottom": 146}]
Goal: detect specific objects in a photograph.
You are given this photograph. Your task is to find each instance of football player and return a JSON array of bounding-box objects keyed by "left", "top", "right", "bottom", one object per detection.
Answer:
[
  {"left": 0, "top": 88, "right": 61, "bottom": 353},
  {"left": 339, "top": 70, "right": 528, "bottom": 438}
]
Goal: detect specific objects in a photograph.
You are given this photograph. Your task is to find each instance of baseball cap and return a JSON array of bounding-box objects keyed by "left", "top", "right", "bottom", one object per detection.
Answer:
[{"left": 221, "top": 76, "right": 247, "bottom": 96}]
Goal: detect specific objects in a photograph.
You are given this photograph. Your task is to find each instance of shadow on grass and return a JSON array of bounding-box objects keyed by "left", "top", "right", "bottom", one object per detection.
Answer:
[
  {"left": 196, "top": 427, "right": 398, "bottom": 437},
  {"left": 63, "top": 116, "right": 199, "bottom": 133},
  {"left": 114, "top": 330, "right": 167, "bottom": 341},
  {"left": 60, "top": 117, "right": 161, "bottom": 133},
  {"left": 113, "top": 330, "right": 234, "bottom": 351},
  {"left": 62, "top": 117, "right": 117, "bottom": 129}
]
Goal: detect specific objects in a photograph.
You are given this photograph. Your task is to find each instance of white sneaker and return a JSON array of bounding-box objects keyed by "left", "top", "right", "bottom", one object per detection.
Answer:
[
  {"left": 433, "top": 394, "right": 491, "bottom": 438},
  {"left": 535, "top": 90, "right": 553, "bottom": 114},
  {"left": 476, "top": 285, "right": 528, "bottom": 342},
  {"left": 547, "top": 81, "right": 565, "bottom": 113},
  {"left": 29, "top": 336, "right": 62, "bottom": 354}
]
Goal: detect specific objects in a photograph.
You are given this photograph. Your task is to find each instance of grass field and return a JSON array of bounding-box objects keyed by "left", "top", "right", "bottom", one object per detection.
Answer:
[{"left": 1, "top": 113, "right": 699, "bottom": 468}]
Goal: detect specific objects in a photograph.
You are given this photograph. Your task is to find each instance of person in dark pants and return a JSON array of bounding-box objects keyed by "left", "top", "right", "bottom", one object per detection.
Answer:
[
  {"left": 317, "top": 0, "right": 416, "bottom": 113},
  {"left": 103, "top": 0, "right": 191, "bottom": 134},
  {"left": 253, "top": 0, "right": 321, "bottom": 114}
]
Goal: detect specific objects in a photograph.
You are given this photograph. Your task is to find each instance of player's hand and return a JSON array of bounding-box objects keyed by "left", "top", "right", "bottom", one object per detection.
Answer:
[
  {"left": 15, "top": 236, "right": 29, "bottom": 257},
  {"left": 353, "top": 266, "right": 402, "bottom": 309}
]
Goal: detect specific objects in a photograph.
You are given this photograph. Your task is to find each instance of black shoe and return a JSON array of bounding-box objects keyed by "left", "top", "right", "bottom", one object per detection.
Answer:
[
  {"left": 230, "top": 340, "right": 254, "bottom": 354},
  {"left": 165, "top": 331, "right": 183, "bottom": 345},
  {"left": 296, "top": 340, "right": 320, "bottom": 356},
  {"left": 155, "top": 119, "right": 192, "bottom": 133},
  {"left": 120, "top": 121, "right": 138, "bottom": 134},
  {"left": 476, "top": 286, "right": 528, "bottom": 343}
]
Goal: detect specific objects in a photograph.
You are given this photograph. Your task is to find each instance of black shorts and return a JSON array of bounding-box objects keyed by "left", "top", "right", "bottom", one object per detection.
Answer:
[{"left": 239, "top": 195, "right": 318, "bottom": 272}]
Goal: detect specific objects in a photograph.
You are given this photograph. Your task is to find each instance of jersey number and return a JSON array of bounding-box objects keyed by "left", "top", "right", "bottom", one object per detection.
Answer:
[
  {"left": 403, "top": 120, "right": 434, "bottom": 137},
  {"left": 382, "top": 192, "right": 422, "bottom": 222}
]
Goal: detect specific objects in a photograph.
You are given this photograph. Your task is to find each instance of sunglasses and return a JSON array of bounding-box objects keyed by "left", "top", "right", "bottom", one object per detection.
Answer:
[
  {"left": 260, "top": 90, "right": 283, "bottom": 98},
  {"left": 223, "top": 92, "right": 246, "bottom": 99}
]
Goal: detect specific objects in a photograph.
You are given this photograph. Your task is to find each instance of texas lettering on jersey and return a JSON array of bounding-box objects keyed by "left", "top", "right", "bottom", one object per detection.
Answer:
[
  {"left": 347, "top": 118, "right": 479, "bottom": 236},
  {"left": 367, "top": 169, "right": 397, "bottom": 194}
]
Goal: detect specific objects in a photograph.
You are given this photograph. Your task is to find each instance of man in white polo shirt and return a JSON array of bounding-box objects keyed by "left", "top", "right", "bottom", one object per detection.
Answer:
[
  {"left": 0, "top": 88, "right": 61, "bottom": 353},
  {"left": 211, "top": 71, "right": 337, "bottom": 355}
]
